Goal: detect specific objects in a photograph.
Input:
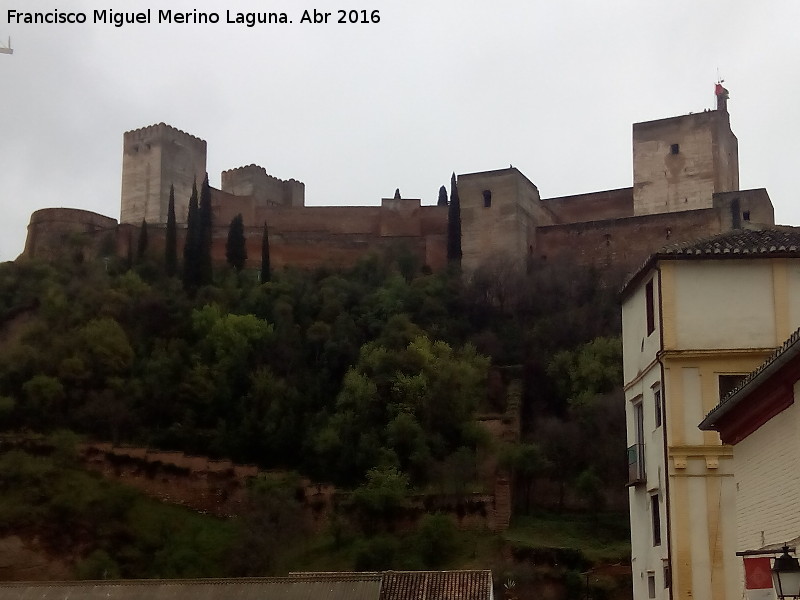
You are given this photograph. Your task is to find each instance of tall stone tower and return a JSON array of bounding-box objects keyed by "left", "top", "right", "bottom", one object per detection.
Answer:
[
  {"left": 632, "top": 86, "right": 739, "bottom": 215},
  {"left": 120, "top": 123, "right": 207, "bottom": 225},
  {"left": 456, "top": 168, "right": 550, "bottom": 271}
]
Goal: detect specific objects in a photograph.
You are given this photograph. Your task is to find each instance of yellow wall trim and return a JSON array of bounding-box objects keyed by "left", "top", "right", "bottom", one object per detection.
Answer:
[
  {"left": 670, "top": 445, "right": 733, "bottom": 457},
  {"left": 661, "top": 348, "right": 776, "bottom": 361}
]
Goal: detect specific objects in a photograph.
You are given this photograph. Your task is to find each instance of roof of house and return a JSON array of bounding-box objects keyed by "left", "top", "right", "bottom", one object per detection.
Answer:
[
  {"left": 380, "top": 570, "right": 493, "bottom": 600},
  {"left": 699, "top": 327, "right": 800, "bottom": 431},
  {"left": 0, "top": 571, "right": 493, "bottom": 600},
  {"left": 0, "top": 575, "right": 384, "bottom": 600},
  {"left": 621, "top": 225, "right": 800, "bottom": 297}
]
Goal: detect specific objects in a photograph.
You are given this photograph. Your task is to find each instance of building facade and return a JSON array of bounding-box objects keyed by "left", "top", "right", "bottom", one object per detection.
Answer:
[
  {"left": 621, "top": 227, "right": 800, "bottom": 600},
  {"left": 701, "top": 327, "right": 800, "bottom": 557}
]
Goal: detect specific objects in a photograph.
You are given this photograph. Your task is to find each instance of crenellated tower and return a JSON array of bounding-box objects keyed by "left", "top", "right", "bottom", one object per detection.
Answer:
[
  {"left": 632, "top": 85, "right": 739, "bottom": 215},
  {"left": 120, "top": 123, "right": 207, "bottom": 225},
  {"left": 221, "top": 164, "right": 305, "bottom": 209}
]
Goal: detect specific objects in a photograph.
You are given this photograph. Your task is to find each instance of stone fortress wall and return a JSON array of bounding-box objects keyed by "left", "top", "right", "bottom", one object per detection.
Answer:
[{"left": 23, "top": 87, "right": 775, "bottom": 276}]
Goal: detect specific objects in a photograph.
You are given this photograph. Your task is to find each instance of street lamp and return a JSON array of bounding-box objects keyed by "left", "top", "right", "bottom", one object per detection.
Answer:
[{"left": 772, "top": 545, "right": 800, "bottom": 599}]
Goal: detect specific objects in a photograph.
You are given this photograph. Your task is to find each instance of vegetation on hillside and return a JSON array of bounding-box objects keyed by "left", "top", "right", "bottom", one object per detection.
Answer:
[
  {"left": 0, "top": 241, "right": 630, "bottom": 594},
  {"left": 0, "top": 243, "right": 624, "bottom": 495}
]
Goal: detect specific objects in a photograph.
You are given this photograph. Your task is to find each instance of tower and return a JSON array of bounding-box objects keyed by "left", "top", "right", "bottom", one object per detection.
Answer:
[
  {"left": 632, "top": 86, "right": 739, "bottom": 216},
  {"left": 456, "top": 168, "right": 549, "bottom": 271},
  {"left": 120, "top": 123, "right": 207, "bottom": 225}
]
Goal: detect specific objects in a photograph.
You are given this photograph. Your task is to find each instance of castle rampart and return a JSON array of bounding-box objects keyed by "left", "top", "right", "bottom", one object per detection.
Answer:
[
  {"left": 542, "top": 187, "right": 633, "bottom": 224},
  {"left": 221, "top": 164, "right": 305, "bottom": 209},
  {"left": 535, "top": 188, "right": 773, "bottom": 272},
  {"left": 21, "top": 92, "right": 777, "bottom": 277},
  {"left": 24, "top": 208, "right": 118, "bottom": 260}
]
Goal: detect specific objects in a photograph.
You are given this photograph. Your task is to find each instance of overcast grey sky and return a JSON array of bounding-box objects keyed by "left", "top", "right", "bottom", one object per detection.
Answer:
[{"left": 1, "top": 0, "right": 798, "bottom": 261}]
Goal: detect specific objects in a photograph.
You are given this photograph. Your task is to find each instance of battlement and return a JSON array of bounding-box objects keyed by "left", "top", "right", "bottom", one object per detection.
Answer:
[
  {"left": 123, "top": 122, "right": 207, "bottom": 148},
  {"left": 221, "top": 163, "right": 304, "bottom": 208},
  {"left": 221, "top": 163, "right": 303, "bottom": 186}
]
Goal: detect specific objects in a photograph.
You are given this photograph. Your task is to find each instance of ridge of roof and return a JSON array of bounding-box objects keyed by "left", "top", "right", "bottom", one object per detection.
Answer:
[{"left": 621, "top": 225, "right": 800, "bottom": 297}]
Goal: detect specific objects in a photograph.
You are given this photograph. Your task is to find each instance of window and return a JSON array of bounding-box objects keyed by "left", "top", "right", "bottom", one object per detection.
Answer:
[
  {"left": 648, "top": 573, "right": 656, "bottom": 598},
  {"left": 670, "top": 143, "right": 680, "bottom": 155},
  {"left": 719, "top": 374, "right": 747, "bottom": 401},
  {"left": 664, "top": 562, "right": 671, "bottom": 588},
  {"left": 743, "top": 210, "right": 751, "bottom": 221},
  {"left": 482, "top": 190, "right": 492, "bottom": 208},
  {"left": 653, "top": 386, "right": 662, "bottom": 428},
  {"left": 651, "top": 494, "right": 662, "bottom": 546},
  {"left": 628, "top": 400, "right": 646, "bottom": 485},
  {"left": 645, "top": 279, "right": 655, "bottom": 335}
]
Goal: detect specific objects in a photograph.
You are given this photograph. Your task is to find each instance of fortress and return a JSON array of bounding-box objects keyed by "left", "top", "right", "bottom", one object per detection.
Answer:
[{"left": 22, "top": 86, "right": 775, "bottom": 275}]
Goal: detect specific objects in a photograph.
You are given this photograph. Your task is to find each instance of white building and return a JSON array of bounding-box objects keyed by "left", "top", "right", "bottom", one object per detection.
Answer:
[
  {"left": 621, "top": 226, "right": 800, "bottom": 599},
  {"left": 700, "top": 327, "right": 800, "bottom": 560}
]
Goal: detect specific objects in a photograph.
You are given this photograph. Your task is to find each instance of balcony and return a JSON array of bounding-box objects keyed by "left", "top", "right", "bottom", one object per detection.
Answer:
[{"left": 627, "top": 442, "right": 646, "bottom": 485}]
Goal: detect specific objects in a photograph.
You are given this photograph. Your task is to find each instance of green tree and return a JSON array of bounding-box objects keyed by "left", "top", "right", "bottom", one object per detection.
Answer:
[
  {"left": 575, "top": 466, "right": 606, "bottom": 516},
  {"left": 351, "top": 466, "right": 409, "bottom": 532},
  {"left": 22, "top": 375, "right": 65, "bottom": 425},
  {"left": 182, "top": 180, "right": 200, "bottom": 289},
  {"left": 447, "top": 173, "right": 461, "bottom": 265},
  {"left": 79, "top": 317, "right": 135, "bottom": 378},
  {"left": 315, "top": 335, "right": 488, "bottom": 484},
  {"left": 413, "top": 514, "right": 458, "bottom": 567},
  {"left": 547, "top": 336, "right": 622, "bottom": 411},
  {"left": 225, "top": 213, "right": 247, "bottom": 271},
  {"left": 227, "top": 477, "right": 307, "bottom": 575},
  {"left": 136, "top": 219, "right": 149, "bottom": 262},
  {"left": 198, "top": 173, "right": 214, "bottom": 285},
  {"left": 260, "top": 221, "right": 271, "bottom": 283},
  {"left": 165, "top": 184, "right": 178, "bottom": 276},
  {"left": 437, "top": 185, "right": 448, "bottom": 207},
  {"left": 500, "top": 442, "right": 548, "bottom": 513}
]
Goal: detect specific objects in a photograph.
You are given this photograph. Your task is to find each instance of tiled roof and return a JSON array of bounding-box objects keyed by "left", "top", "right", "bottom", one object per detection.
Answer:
[
  {"left": 380, "top": 570, "right": 493, "bottom": 600},
  {"left": 622, "top": 226, "right": 800, "bottom": 297},
  {"left": 0, "top": 575, "right": 383, "bottom": 600},
  {"left": 656, "top": 226, "right": 800, "bottom": 257},
  {"left": 700, "top": 327, "right": 800, "bottom": 430},
  {"left": 0, "top": 571, "right": 493, "bottom": 600}
]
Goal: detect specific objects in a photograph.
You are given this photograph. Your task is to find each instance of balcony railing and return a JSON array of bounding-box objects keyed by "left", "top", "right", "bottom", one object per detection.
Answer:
[{"left": 627, "top": 442, "right": 646, "bottom": 485}]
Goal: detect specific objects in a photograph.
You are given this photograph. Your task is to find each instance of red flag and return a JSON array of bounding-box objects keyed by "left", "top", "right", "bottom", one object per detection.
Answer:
[{"left": 744, "top": 557, "right": 773, "bottom": 600}]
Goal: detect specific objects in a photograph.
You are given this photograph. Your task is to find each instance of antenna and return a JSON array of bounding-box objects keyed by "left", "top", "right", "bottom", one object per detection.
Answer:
[{"left": 0, "top": 37, "right": 13, "bottom": 55}]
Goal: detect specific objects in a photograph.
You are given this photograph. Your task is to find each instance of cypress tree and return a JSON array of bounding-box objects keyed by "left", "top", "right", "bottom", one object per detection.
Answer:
[
  {"left": 183, "top": 180, "right": 200, "bottom": 289},
  {"left": 136, "top": 219, "right": 149, "bottom": 261},
  {"left": 198, "top": 174, "right": 213, "bottom": 285},
  {"left": 437, "top": 185, "right": 448, "bottom": 207},
  {"left": 125, "top": 231, "right": 133, "bottom": 271},
  {"left": 447, "top": 173, "right": 462, "bottom": 265},
  {"left": 260, "top": 221, "right": 271, "bottom": 283},
  {"left": 226, "top": 213, "right": 247, "bottom": 271},
  {"left": 165, "top": 184, "right": 177, "bottom": 276}
]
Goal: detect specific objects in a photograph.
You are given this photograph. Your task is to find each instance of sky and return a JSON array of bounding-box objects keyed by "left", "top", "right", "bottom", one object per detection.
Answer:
[{"left": 1, "top": 0, "right": 799, "bottom": 261}]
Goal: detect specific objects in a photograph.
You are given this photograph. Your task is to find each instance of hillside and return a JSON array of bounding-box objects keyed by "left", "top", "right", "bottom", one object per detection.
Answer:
[{"left": 0, "top": 248, "right": 630, "bottom": 597}]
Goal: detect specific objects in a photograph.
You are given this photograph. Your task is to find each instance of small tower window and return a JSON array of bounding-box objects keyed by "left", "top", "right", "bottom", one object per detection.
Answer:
[
  {"left": 482, "top": 190, "right": 492, "bottom": 208},
  {"left": 651, "top": 494, "right": 662, "bottom": 546},
  {"left": 743, "top": 210, "right": 751, "bottom": 221},
  {"left": 670, "top": 143, "right": 680, "bottom": 155},
  {"left": 645, "top": 279, "right": 655, "bottom": 335}
]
